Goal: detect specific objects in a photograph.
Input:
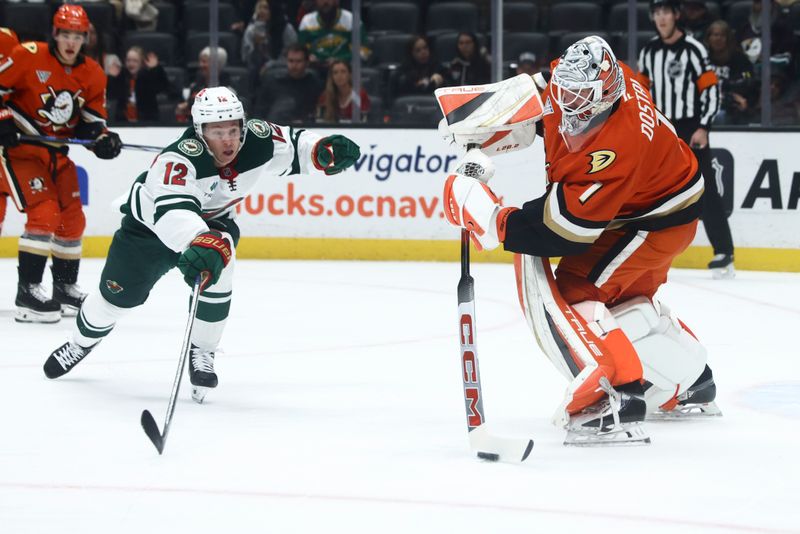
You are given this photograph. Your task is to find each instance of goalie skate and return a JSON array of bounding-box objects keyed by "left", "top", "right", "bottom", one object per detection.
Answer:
[
  {"left": 564, "top": 378, "right": 651, "bottom": 447},
  {"left": 650, "top": 365, "right": 722, "bottom": 420},
  {"left": 188, "top": 345, "right": 218, "bottom": 404}
]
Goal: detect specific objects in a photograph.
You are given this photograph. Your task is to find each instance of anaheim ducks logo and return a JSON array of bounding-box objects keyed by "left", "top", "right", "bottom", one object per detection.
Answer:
[
  {"left": 587, "top": 150, "right": 616, "bottom": 174},
  {"left": 37, "top": 87, "right": 84, "bottom": 129}
]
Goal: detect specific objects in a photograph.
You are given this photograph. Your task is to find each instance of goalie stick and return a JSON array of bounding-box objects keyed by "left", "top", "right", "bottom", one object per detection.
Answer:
[
  {"left": 458, "top": 229, "right": 534, "bottom": 462},
  {"left": 141, "top": 274, "right": 205, "bottom": 454},
  {"left": 455, "top": 144, "right": 534, "bottom": 463}
]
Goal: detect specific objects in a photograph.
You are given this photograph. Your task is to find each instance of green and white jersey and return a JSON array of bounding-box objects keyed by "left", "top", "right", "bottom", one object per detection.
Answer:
[
  {"left": 297, "top": 8, "right": 367, "bottom": 62},
  {"left": 122, "top": 119, "right": 323, "bottom": 253}
]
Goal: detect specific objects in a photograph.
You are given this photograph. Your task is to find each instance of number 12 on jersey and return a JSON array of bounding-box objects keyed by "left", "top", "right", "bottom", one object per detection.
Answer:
[{"left": 163, "top": 162, "right": 188, "bottom": 186}]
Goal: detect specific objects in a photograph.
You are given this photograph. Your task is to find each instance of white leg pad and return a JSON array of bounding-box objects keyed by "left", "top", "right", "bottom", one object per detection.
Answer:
[{"left": 609, "top": 297, "right": 707, "bottom": 412}]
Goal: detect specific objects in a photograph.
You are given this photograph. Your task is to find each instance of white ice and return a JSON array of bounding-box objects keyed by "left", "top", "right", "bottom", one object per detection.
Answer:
[{"left": 1, "top": 258, "right": 799, "bottom": 534}]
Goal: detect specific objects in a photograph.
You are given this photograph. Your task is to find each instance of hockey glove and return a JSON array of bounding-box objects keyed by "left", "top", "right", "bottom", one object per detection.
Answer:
[
  {"left": 177, "top": 230, "right": 233, "bottom": 289},
  {"left": 0, "top": 108, "right": 19, "bottom": 148},
  {"left": 93, "top": 131, "right": 122, "bottom": 160},
  {"left": 443, "top": 173, "right": 518, "bottom": 251},
  {"left": 313, "top": 134, "right": 361, "bottom": 175}
]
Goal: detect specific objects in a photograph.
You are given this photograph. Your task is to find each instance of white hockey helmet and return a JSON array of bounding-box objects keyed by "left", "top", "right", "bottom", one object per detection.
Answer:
[
  {"left": 551, "top": 36, "right": 625, "bottom": 134},
  {"left": 191, "top": 86, "right": 247, "bottom": 153}
]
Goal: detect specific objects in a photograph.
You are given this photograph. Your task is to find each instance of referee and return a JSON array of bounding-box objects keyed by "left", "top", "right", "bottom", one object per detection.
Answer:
[{"left": 639, "top": 0, "right": 735, "bottom": 278}]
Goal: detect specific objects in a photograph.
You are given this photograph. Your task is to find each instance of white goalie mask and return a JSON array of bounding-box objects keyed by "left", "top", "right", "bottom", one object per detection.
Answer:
[
  {"left": 191, "top": 86, "right": 247, "bottom": 156},
  {"left": 551, "top": 36, "right": 625, "bottom": 136}
]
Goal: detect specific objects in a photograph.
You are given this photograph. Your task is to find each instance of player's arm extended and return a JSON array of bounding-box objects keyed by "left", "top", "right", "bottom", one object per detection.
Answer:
[
  {"left": 269, "top": 123, "right": 360, "bottom": 176},
  {"left": 133, "top": 153, "right": 209, "bottom": 252}
]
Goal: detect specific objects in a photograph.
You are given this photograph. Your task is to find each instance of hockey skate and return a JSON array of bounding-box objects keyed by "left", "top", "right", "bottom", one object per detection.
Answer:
[
  {"left": 564, "top": 378, "right": 651, "bottom": 446},
  {"left": 708, "top": 253, "right": 734, "bottom": 280},
  {"left": 53, "top": 281, "right": 86, "bottom": 317},
  {"left": 15, "top": 283, "right": 61, "bottom": 324},
  {"left": 188, "top": 345, "right": 218, "bottom": 403},
  {"left": 651, "top": 365, "right": 722, "bottom": 419},
  {"left": 43, "top": 341, "right": 94, "bottom": 378}
]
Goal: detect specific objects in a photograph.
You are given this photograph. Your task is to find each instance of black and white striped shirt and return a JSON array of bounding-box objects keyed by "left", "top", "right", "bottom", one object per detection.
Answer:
[{"left": 637, "top": 33, "right": 720, "bottom": 128}]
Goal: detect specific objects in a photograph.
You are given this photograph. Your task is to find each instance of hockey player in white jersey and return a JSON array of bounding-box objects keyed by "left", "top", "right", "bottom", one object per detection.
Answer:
[{"left": 42, "top": 87, "right": 360, "bottom": 402}]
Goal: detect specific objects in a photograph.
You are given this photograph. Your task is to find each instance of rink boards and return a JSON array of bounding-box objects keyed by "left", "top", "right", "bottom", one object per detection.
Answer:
[{"left": 0, "top": 127, "right": 798, "bottom": 271}]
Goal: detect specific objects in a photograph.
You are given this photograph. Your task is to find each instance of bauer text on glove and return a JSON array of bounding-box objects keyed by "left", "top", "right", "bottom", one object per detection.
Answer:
[
  {"left": 313, "top": 134, "right": 361, "bottom": 175},
  {"left": 443, "top": 173, "right": 518, "bottom": 251},
  {"left": 177, "top": 230, "right": 232, "bottom": 288}
]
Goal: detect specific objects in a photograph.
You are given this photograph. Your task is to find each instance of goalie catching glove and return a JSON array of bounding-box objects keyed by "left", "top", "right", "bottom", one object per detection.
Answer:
[
  {"left": 313, "top": 134, "right": 361, "bottom": 175},
  {"left": 443, "top": 173, "right": 517, "bottom": 251},
  {"left": 177, "top": 230, "right": 232, "bottom": 289}
]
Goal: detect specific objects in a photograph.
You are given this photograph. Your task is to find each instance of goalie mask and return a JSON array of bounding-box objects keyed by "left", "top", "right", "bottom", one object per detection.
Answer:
[
  {"left": 551, "top": 36, "right": 625, "bottom": 136},
  {"left": 191, "top": 86, "right": 247, "bottom": 160}
]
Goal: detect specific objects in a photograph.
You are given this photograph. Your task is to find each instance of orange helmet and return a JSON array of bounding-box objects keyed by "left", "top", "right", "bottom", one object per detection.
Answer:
[{"left": 53, "top": 4, "right": 90, "bottom": 33}]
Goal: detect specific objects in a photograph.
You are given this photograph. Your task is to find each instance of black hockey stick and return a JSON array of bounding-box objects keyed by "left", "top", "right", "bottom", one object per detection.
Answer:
[
  {"left": 18, "top": 134, "right": 163, "bottom": 153},
  {"left": 141, "top": 274, "right": 205, "bottom": 454}
]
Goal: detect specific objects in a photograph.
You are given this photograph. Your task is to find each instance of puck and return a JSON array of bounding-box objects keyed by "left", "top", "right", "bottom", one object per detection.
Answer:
[{"left": 477, "top": 451, "right": 500, "bottom": 462}]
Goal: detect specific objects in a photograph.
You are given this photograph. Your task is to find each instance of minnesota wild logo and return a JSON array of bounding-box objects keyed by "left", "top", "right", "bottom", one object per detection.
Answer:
[
  {"left": 247, "top": 119, "right": 270, "bottom": 138},
  {"left": 105, "top": 280, "right": 124, "bottom": 294},
  {"left": 178, "top": 138, "right": 204, "bottom": 157}
]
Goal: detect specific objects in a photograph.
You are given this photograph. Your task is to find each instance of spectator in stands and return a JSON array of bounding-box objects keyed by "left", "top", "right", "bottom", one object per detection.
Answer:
[
  {"left": 241, "top": 0, "right": 298, "bottom": 73},
  {"left": 255, "top": 43, "right": 322, "bottom": 122},
  {"left": 84, "top": 22, "right": 121, "bottom": 76},
  {"left": 108, "top": 46, "right": 173, "bottom": 123},
  {"left": 754, "top": 64, "right": 800, "bottom": 124},
  {"left": 175, "top": 47, "right": 232, "bottom": 122},
  {"left": 316, "top": 59, "right": 370, "bottom": 123},
  {"left": 396, "top": 36, "right": 447, "bottom": 97},
  {"left": 447, "top": 32, "right": 491, "bottom": 86},
  {"left": 737, "top": 0, "right": 794, "bottom": 73},
  {"left": 298, "top": 0, "right": 369, "bottom": 70},
  {"left": 515, "top": 52, "right": 538, "bottom": 76},
  {"left": 706, "top": 20, "right": 757, "bottom": 125},
  {"left": 124, "top": 0, "right": 159, "bottom": 31},
  {"left": 681, "top": 0, "right": 714, "bottom": 40}
]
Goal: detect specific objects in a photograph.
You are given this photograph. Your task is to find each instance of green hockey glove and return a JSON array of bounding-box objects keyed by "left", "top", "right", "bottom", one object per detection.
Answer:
[
  {"left": 177, "top": 230, "right": 232, "bottom": 289},
  {"left": 313, "top": 134, "right": 361, "bottom": 175}
]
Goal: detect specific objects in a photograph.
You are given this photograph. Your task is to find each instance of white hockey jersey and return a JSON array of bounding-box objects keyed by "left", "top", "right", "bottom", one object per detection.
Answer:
[{"left": 121, "top": 119, "right": 323, "bottom": 252}]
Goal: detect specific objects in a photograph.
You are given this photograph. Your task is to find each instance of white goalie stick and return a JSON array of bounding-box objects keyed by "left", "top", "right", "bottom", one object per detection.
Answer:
[
  {"left": 452, "top": 142, "right": 535, "bottom": 463},
  {"left": 458, "top": 229, "right": 534, "bottom": 462}
]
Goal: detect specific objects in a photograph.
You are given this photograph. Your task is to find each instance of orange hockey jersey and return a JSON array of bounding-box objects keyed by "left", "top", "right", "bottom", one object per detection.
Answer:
[
  {"left": 0, "top": 28, "right": 18, "bottom": 59},
  {"left": 0, "top": 41, "right": 107, "bottom": 138},
  {"left": 503, "top": 61, "right": 702, "bottom": 257}
]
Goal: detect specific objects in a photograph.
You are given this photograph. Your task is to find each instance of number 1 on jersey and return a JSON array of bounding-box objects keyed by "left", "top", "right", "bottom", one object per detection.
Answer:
[{"left": 163, "top": 162, "right": 188, "bottom": 186}]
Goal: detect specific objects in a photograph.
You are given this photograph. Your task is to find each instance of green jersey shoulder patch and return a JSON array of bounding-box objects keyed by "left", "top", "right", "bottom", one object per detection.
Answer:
[
  {"left": 247, "top": 119, "right": 270, "bottom": 139},
  {"left": 178, "top": 138, "right": 204, "bottom": 157}
]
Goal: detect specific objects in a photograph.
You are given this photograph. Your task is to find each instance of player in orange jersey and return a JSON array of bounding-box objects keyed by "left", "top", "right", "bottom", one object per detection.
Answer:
[
  {"left": 0, "top": 4, "right": 121, "bottom": 323},
  {"left": 0, "top": 27, "right": 19, "bottom": 236},
  {"left": 443, "top": 36, "right": 720, "bottom": 446}
]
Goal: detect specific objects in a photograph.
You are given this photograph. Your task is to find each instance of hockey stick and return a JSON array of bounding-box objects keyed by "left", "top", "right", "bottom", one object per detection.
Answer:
[
  {"left": 18, "top": 134, "right": 163, "bottom": 153},
  {"left": 141, "top": 273, "right": 205, "bottom": 454},
  {"left": 458, "top": 230, "right": 534, "bottom": 463}
]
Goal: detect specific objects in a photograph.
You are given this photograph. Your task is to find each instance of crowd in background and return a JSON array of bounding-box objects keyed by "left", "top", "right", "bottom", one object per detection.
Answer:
[{"left": 2, "top": 0, "right": 800, "bottom": 126}]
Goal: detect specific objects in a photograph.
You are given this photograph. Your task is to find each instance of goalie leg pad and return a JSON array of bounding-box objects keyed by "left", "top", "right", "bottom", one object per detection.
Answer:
[{"left": 609, "top": 297, "right": 707, "bottom": 413}]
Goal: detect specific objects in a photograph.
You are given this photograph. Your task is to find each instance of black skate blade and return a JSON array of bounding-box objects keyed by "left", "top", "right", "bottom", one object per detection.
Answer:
[{"left": 141, "top": 410, "right": 165, "bottom": 454}]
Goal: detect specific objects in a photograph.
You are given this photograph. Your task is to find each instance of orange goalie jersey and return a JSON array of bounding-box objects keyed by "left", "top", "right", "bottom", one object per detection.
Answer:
[
  {"left": 0, "top": 28, "right": 18, "bottom": 60},
  {"left": 0, "top": 41, "right": 107, "bottom": 138},
  {"left": 504, "top": 61, "right": 702, "bottom": 259}
]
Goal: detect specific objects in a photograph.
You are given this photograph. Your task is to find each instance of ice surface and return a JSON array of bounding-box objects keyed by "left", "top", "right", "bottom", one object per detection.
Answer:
[{"left": 1, "top": 259, "right": 798, "bottom": 533}]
